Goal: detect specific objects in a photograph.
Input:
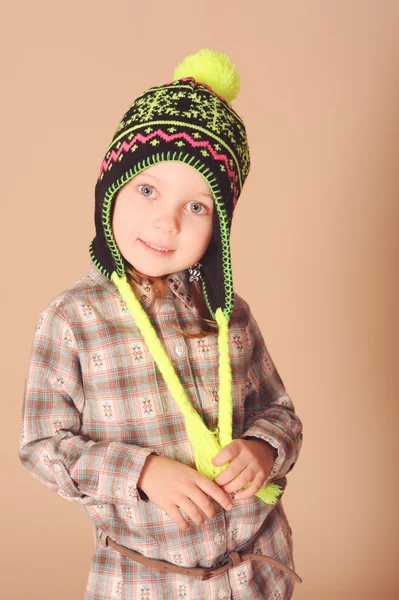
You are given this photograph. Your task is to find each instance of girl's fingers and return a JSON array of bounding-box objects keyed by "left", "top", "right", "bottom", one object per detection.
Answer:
[
  {"left": 188, "top": 490, "right": 216, "bottom": 520},
  {"left": 221, "top": 465, "right": 256, "bottom": 494},
  {"left": 234, "top": 473, "right": 266, "bottom": 500},
  {"left": 178, "top": 497, "right": 206, "bottom": 526},
  {"left": 212, "top": 443, "right": 235, "bottom": 467},
  {"left": 199, "top": 478, "right": 233, "bottom": 511},
  {"left": 214, "top": 455, "right": 248, "bottom": 487},
  {"left": 166, "top": 505, "right": 191, "bottom": 530}
]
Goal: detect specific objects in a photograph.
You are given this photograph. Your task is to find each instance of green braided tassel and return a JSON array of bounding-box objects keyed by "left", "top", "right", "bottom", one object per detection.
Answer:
[
  {"left": 111, "top": 272, "right": 283, "bottom": 504},
  {"left": 214, "top": 309, "right": 283, "bottom": 505}
]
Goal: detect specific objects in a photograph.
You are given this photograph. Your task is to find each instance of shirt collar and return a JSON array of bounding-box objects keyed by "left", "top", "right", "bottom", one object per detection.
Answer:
[
  {"left": 88, "top": 263, "right": 195, "bottom": 311},
  {"left": 164, "top": 271, "right": 195, "bottom": 310}
]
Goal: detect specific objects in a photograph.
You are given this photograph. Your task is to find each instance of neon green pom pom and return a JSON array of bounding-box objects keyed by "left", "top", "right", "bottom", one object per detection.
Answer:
[{"left": 173, "top": 48, "right": 240, "bottom": 104}]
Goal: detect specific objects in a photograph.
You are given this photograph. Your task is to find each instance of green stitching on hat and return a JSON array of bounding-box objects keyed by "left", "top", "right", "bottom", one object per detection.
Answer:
[
  {"left": 89, "top": 240, "right": 111, "bottom": 279},
  {"left": 201, "top": 281, "right": 215, "bottom": 319},
  {"left": 201, "top": 195, "right": 234, "bottom": 320},
  {"left": 97, "top": 154, "right": 234, "bottom": 314},
  {"left": 107, "top": 120, "right": 244, "bottom": 193},
  {"left": 102, "top": 181, "right": 127, "bottom": 277}
]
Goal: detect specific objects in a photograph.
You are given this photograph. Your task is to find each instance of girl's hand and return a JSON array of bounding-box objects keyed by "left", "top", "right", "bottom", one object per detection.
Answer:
[
  {"left": 212, "top": 438, "right": 277, "bottom": 500},
  {"left": 137, "top": 455, "right": 233, "bottom": 530}
]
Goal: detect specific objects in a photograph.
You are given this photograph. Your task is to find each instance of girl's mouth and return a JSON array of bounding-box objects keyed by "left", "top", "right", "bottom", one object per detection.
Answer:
[{"left": 139, "top": 239, "right": 175, "bottom": 256}]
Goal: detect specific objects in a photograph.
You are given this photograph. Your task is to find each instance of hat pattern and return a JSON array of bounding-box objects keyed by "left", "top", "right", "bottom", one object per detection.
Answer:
[{"left": 90, "top": 73, "right": 250, "bottom": 320}]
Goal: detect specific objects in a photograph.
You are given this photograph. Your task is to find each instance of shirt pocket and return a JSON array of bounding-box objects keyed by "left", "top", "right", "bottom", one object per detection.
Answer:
[{"left": 86, "top": 340, "right": 165, "bottom": 424}]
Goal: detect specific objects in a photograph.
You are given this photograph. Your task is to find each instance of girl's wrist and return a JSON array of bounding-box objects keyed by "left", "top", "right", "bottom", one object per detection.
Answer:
[
  {"left": 243, "top": 436, "right": 278, "bottom": 460},
  {"left": 137, "top": 453, "right": 159, "bottom": 492}
]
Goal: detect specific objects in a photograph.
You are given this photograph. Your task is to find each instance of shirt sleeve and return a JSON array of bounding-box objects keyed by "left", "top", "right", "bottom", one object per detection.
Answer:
[
  {"left": 19, "top": 304, "right": 154, "bottom": 506},
  {"left": 241, "top": 304, "right": 303, "bottom": 481}
]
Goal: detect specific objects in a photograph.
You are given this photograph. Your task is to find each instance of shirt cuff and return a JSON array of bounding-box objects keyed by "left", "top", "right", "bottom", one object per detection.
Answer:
[{"left": 242, "top": 423, "right": 301, "bottom": 481}]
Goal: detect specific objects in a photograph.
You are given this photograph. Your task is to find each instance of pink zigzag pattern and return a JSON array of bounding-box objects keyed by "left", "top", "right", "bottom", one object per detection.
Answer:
[{"left": 98, "top": 129, "right": 238, "bottom": 204}]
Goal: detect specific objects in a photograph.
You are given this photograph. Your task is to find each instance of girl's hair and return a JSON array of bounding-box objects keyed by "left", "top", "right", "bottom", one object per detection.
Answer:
[{"left": 124, "top": 261, "right": 218, "bottom": 338}]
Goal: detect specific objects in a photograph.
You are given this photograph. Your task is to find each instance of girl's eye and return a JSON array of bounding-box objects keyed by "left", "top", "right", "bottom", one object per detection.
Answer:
[
  {"left": 138, "top": 184, "right": 157, "bottom": 198},
  {"left": 186, "top": 202, "right": 208, "bottom": 215}
]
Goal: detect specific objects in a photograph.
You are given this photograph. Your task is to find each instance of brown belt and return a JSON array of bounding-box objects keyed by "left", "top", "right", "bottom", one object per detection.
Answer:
[{"left": 104, "top": 533, "right": 302, "bottom": 583}]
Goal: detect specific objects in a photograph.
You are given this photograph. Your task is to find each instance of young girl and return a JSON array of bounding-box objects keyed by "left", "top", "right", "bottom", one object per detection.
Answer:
[{"left": 19, "top": 49, "right": 303, "bottom": 599}]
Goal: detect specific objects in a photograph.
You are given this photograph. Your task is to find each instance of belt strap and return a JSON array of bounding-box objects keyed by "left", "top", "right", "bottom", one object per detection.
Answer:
[{"left": 105, "top": 536, "right": 302, "bottom": 583}]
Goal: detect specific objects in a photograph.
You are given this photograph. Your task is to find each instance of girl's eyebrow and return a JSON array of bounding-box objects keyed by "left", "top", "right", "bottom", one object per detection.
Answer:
[
  {"left": 196, "top": 191, "right": 213, "bottom": 199},
  {"left": 196, "top": 192, "right": 213, "bottom": 202},
  {"left": 136, "top": 172, "right": 162, "bottom": 182},
  {"left": 136, "top": 172, "right": 213, "bottom": 200}
]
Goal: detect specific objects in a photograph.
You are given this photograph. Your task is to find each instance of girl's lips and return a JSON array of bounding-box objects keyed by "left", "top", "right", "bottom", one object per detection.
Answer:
[{"left": 139, "top": 239, "right": 175, "bottom": 257}]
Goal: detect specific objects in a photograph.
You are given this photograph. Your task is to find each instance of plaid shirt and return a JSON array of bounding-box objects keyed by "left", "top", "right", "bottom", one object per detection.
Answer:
[{"left": 19, "top": 263, "right": 303, "bottom": 600}]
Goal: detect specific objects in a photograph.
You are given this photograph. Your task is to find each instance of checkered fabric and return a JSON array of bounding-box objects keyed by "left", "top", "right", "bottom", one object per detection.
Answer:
[{"left": 20, "top": 264, "right": 303, "bottom": 599}]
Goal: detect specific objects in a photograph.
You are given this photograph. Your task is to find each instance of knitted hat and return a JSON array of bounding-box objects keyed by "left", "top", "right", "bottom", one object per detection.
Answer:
[
  {"left": 89, "top": 49, "right": 282, "bottom": 504},
  {"left": 90, "top": 48, "right": 250, "bottom": 321}
]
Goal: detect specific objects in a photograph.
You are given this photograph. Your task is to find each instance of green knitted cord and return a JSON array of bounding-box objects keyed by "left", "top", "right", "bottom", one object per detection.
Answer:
[
  {"left": 111, "top": 271, "right": 283, "bottom": 504},
  {"left": 214, "top": 308, "right": 233, "bottom": 448}
]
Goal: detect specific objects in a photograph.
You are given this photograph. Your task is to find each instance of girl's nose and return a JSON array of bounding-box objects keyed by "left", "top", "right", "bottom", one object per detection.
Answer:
[{"left": 152, "top": 208, "right": 180, "bottom": 235}]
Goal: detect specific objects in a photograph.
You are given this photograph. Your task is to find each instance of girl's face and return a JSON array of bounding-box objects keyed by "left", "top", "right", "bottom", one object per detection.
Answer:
[{"left": 112, "top": 162, "right": 214, "bottom": 277}]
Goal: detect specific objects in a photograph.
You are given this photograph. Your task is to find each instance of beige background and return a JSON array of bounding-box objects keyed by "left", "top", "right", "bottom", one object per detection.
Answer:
[{"left": 2, "top": 1, "right": 398, "bottom": 598}]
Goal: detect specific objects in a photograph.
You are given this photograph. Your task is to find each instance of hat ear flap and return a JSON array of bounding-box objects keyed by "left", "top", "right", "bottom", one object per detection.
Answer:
[{"left": 199, "top": 201, "right": 234, "bottom": 321}]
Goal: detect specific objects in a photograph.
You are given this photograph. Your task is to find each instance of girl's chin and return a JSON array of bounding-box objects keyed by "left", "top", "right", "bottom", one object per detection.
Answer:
[
  {"left": 137, "top": 266, "right": 192, "bottom": 278},
  {"left": 123, "top": 254, "right": 194, "bottom": 277},
  {"left": 125, "top": 261, "right": 182, "bottom": 278}
]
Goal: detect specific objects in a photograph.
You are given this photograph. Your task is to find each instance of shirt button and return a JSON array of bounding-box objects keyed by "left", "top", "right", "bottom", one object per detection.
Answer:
[
  {"left": 53, "top": 464, "right": 62, "bottom": 473},
  {"left": 175, "top": 344, "right": 185, "bottom": 356},
  {"left": 114, "top": 487, "right": 123, "bottom": 497},
  {"left": 217, "top": 589, "right": 228, "bottom": 599}
]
